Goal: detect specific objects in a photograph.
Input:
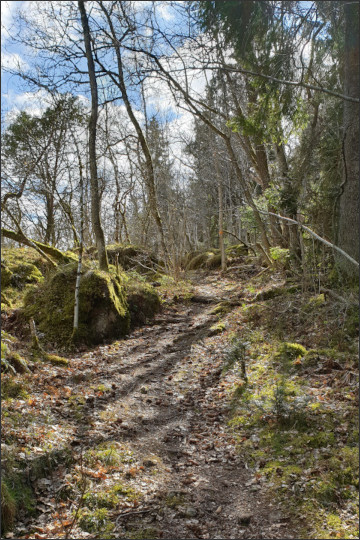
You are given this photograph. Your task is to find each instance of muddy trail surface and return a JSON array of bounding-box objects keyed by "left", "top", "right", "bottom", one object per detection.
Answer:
[{"left": 10, "top": 273, "right": 297, "bottom": 540}]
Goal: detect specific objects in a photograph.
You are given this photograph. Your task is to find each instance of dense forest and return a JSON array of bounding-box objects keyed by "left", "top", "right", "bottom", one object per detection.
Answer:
[{"left": 1, "top": 1, "right": 359, "bottom": 539}]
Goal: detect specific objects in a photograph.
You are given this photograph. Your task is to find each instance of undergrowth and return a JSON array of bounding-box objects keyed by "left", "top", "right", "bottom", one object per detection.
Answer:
[{"left": 225, "top": 274, "right": 359, "bottom": 539}]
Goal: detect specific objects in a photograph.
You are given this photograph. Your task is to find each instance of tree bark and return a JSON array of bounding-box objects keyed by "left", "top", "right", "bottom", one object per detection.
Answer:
[
  {"left": 78, "top": 0, "right": 108, "bottom": 271},
  {"left": 337, "top": 2, "right": 359, "bottom": 278},
  {"left": 213, "top": 149, "right": 227, "bottom": 271}
]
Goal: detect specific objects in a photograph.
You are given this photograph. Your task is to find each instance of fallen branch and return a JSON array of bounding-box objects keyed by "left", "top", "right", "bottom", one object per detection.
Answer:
[
  {"left": 257, "top": 211, "right": 359, "bottom": 268},
  {"left": 222, "top": 229, "right": 256, "bottom": 254},
  {"left": 320, "top": 287, "right": 357, "bottom": 307}
]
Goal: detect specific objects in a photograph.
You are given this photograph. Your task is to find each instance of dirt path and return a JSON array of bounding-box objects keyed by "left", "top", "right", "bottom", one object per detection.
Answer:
[{"left": 11, "top": 274, "right": 297, "bottom": 539}]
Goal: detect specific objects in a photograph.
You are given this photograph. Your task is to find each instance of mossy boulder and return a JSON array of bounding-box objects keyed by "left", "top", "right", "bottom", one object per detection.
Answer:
[
  {"left": 1, "top": 264, "right": 13, "bottom": 289},
  {"left": 186, "top": 249, "right": 221, "bottom": 270},
  {"left": 23, "top": 264, "right": 130, "bottom": 346},
  {"left": 9, "top": 263, "right": 43, "bottom": 289},
  {"left": 1, "top": 247, "right": 47, "bottom": 297},
  {"left": 105, "top": 244, "right": 160, "bottom": 274},
  {"left": 126, "top": 278, "right": 161, "bottom": 327}
]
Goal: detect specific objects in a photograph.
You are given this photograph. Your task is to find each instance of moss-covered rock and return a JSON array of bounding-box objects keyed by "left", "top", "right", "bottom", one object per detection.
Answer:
[
  {"left": 105, "top": 244, "right": 160, "bottom": 274},
  {"left": 11, "top": 263, "right": 43, "bottom": 288},
  {"left": 1, "top": 264, "right": 13, "bottom": 289},
  {"left": 2, "top": 247, "right": 50, "bottom": 284},
  {"left": 186, "top": 250, "right": 221, "bottom": 270},
  {"left": 24, "top": 264, "right": 130, "bottom": 346},
  {"left": 126, "top": 278, "right": 161, "bottom": 327}
]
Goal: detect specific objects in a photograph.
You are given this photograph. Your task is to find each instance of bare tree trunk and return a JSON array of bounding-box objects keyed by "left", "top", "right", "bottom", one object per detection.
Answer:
[
  {"left": 73, "top": 161, "right": 84, "bottom": 335},
  {"left": 337, "top": 1, "right": 359, "bottom": 278},
  {"left": 78, "top": 0, "right": 108, "bottom": 271},
  {"left": 213, "top": 149, "right": 227, "bottom": 271}
]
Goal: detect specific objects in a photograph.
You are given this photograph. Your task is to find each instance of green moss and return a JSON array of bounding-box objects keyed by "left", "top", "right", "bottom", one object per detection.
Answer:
[
  {"left": 1, "top": 265, "right": 13, "bottom": 289},
  {"left": 1, "top": 341, "right": 10, "bottom": 357},
  {"left": 278, "top": 342, "right": 307, "bottom": 358},
  {"left": 111, "top": 483, "right": 137, "bottom": 500},
  {"left": 186, "top": 250, "right": 220, "bottom": 270},
  {"left": 165, "top": 493, "right": 185, "bottom": 508},
  {"left": 1, "top": 472, "right": 36, "bottom": 532},
  {"left": 12, "top": 263, "right": 43, "bottom": 287},
  {"left": 344, "top": 305, "right": 359, "bottom": 338},
  {"left": 211, "top": 301, "right": 232, "bottom": 316},
  {"left": 23, "top": 264, "right": 130, "bottom": 346},
  {"left": 1, "top": 376, "right": 29, "bottom": 399},
  {"left": 1, "top": 481, "right": 16, "bottom": 534},
  {"left": 83, "top": 490, "right": 119, "bottom": 510},
  {"left": 84, "top": 442, "right": 134, "bottom": 467},
  {"left": 126, "top": 279, "right": 161, "bottom": 327},
  {"left": 77, "top": 507, "right": 114, "bottom": 534},
  {"left": 209, "top": 321, "right": 226, "bottom": 336},
  {"left": 269, "top": 246, "right": 290, "bottom": 266},
  {"left": 2, "top": 330, "right": 30, "bottom": 373},
  {"left": 106, "top": 244, "right": 160, "bottom": 274},
  {"left": 45, "top": 354, "right": 69, "bottom": 366},
  {"left": 206, "top": 253, "right": 222, "bottom": 269},
  {"left": 303, "top": 293, "right": 326, "bottom": 311},
  {"left": 273, "top": 342, "right": 307, "bottom": 371},
  {"left": 127, "top": 527, "right": 158, "bottom": 539},
  {"left": 6, "top": 352, "right": 30, "bottom": 373},
  {"left": 1, "top": 249, "right": 44, "bottom": 293},
  {"left": 328, "top": 447, "right": 359, "bottom": 487}
]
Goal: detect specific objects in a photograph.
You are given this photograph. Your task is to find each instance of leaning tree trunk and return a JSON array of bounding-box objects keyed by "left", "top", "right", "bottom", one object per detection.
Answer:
[
  {"left": 78, "top": 0, "right": 108, "bottom": 272},
  {"left": 336, "top": 2, "right": 359, "bottom": 278}
]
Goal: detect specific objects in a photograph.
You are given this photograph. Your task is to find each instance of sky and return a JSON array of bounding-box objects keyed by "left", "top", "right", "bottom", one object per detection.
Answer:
[{"left": 1, "top": 0, "right": 202, "bottom": 177}]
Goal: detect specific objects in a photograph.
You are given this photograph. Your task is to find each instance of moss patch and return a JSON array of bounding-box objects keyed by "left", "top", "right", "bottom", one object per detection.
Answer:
[
  {"left": 0, "top": 472, "right": 36, "bottom": 534},
  {"left": 126, "top": 277, "right": 161, "bottom": 327},
  {"left": 1, "top": 481, "right": 16, "bottom": 534},
  {"left": 186, "top": 250, "right": 221, "bottom": 270},
  {"left": 77, "top": 507, "right": 114, "bottom": 535},
  {"left": 23, "top": 264, "right": 130, "bottom": 346},
  {"left": 225, "top": 281, "right": 359, "bottom": 539},
  {"left": 208, "top": 321, "right": 226, "bottom": 336},
  {"left": 1, "top": 375, "right": 29, "bottom": 399}
]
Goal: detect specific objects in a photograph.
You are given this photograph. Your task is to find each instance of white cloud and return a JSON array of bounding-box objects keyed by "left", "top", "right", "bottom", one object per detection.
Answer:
[
  {"left": 1, "top": 51, "right": 28, "bottom": 71},
  {"left": 156, "top": 2, "right": 175, "bottom": 21},
  {"left": 2, "top": 88, "right": 53, "bottom": 126},
  {"left": 1, "top": 0, "right": 23, "bottom": 40}
]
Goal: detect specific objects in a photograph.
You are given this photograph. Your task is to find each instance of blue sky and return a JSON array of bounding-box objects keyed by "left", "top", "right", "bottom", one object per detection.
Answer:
[{"left": 1, "top": 1, "right": 187, "bottom": 124}]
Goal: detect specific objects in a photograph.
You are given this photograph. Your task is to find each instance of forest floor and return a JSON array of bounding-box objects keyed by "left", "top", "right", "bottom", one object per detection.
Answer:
[{"left": 1, "top": 266, "right": 359, "bottom": 539}]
